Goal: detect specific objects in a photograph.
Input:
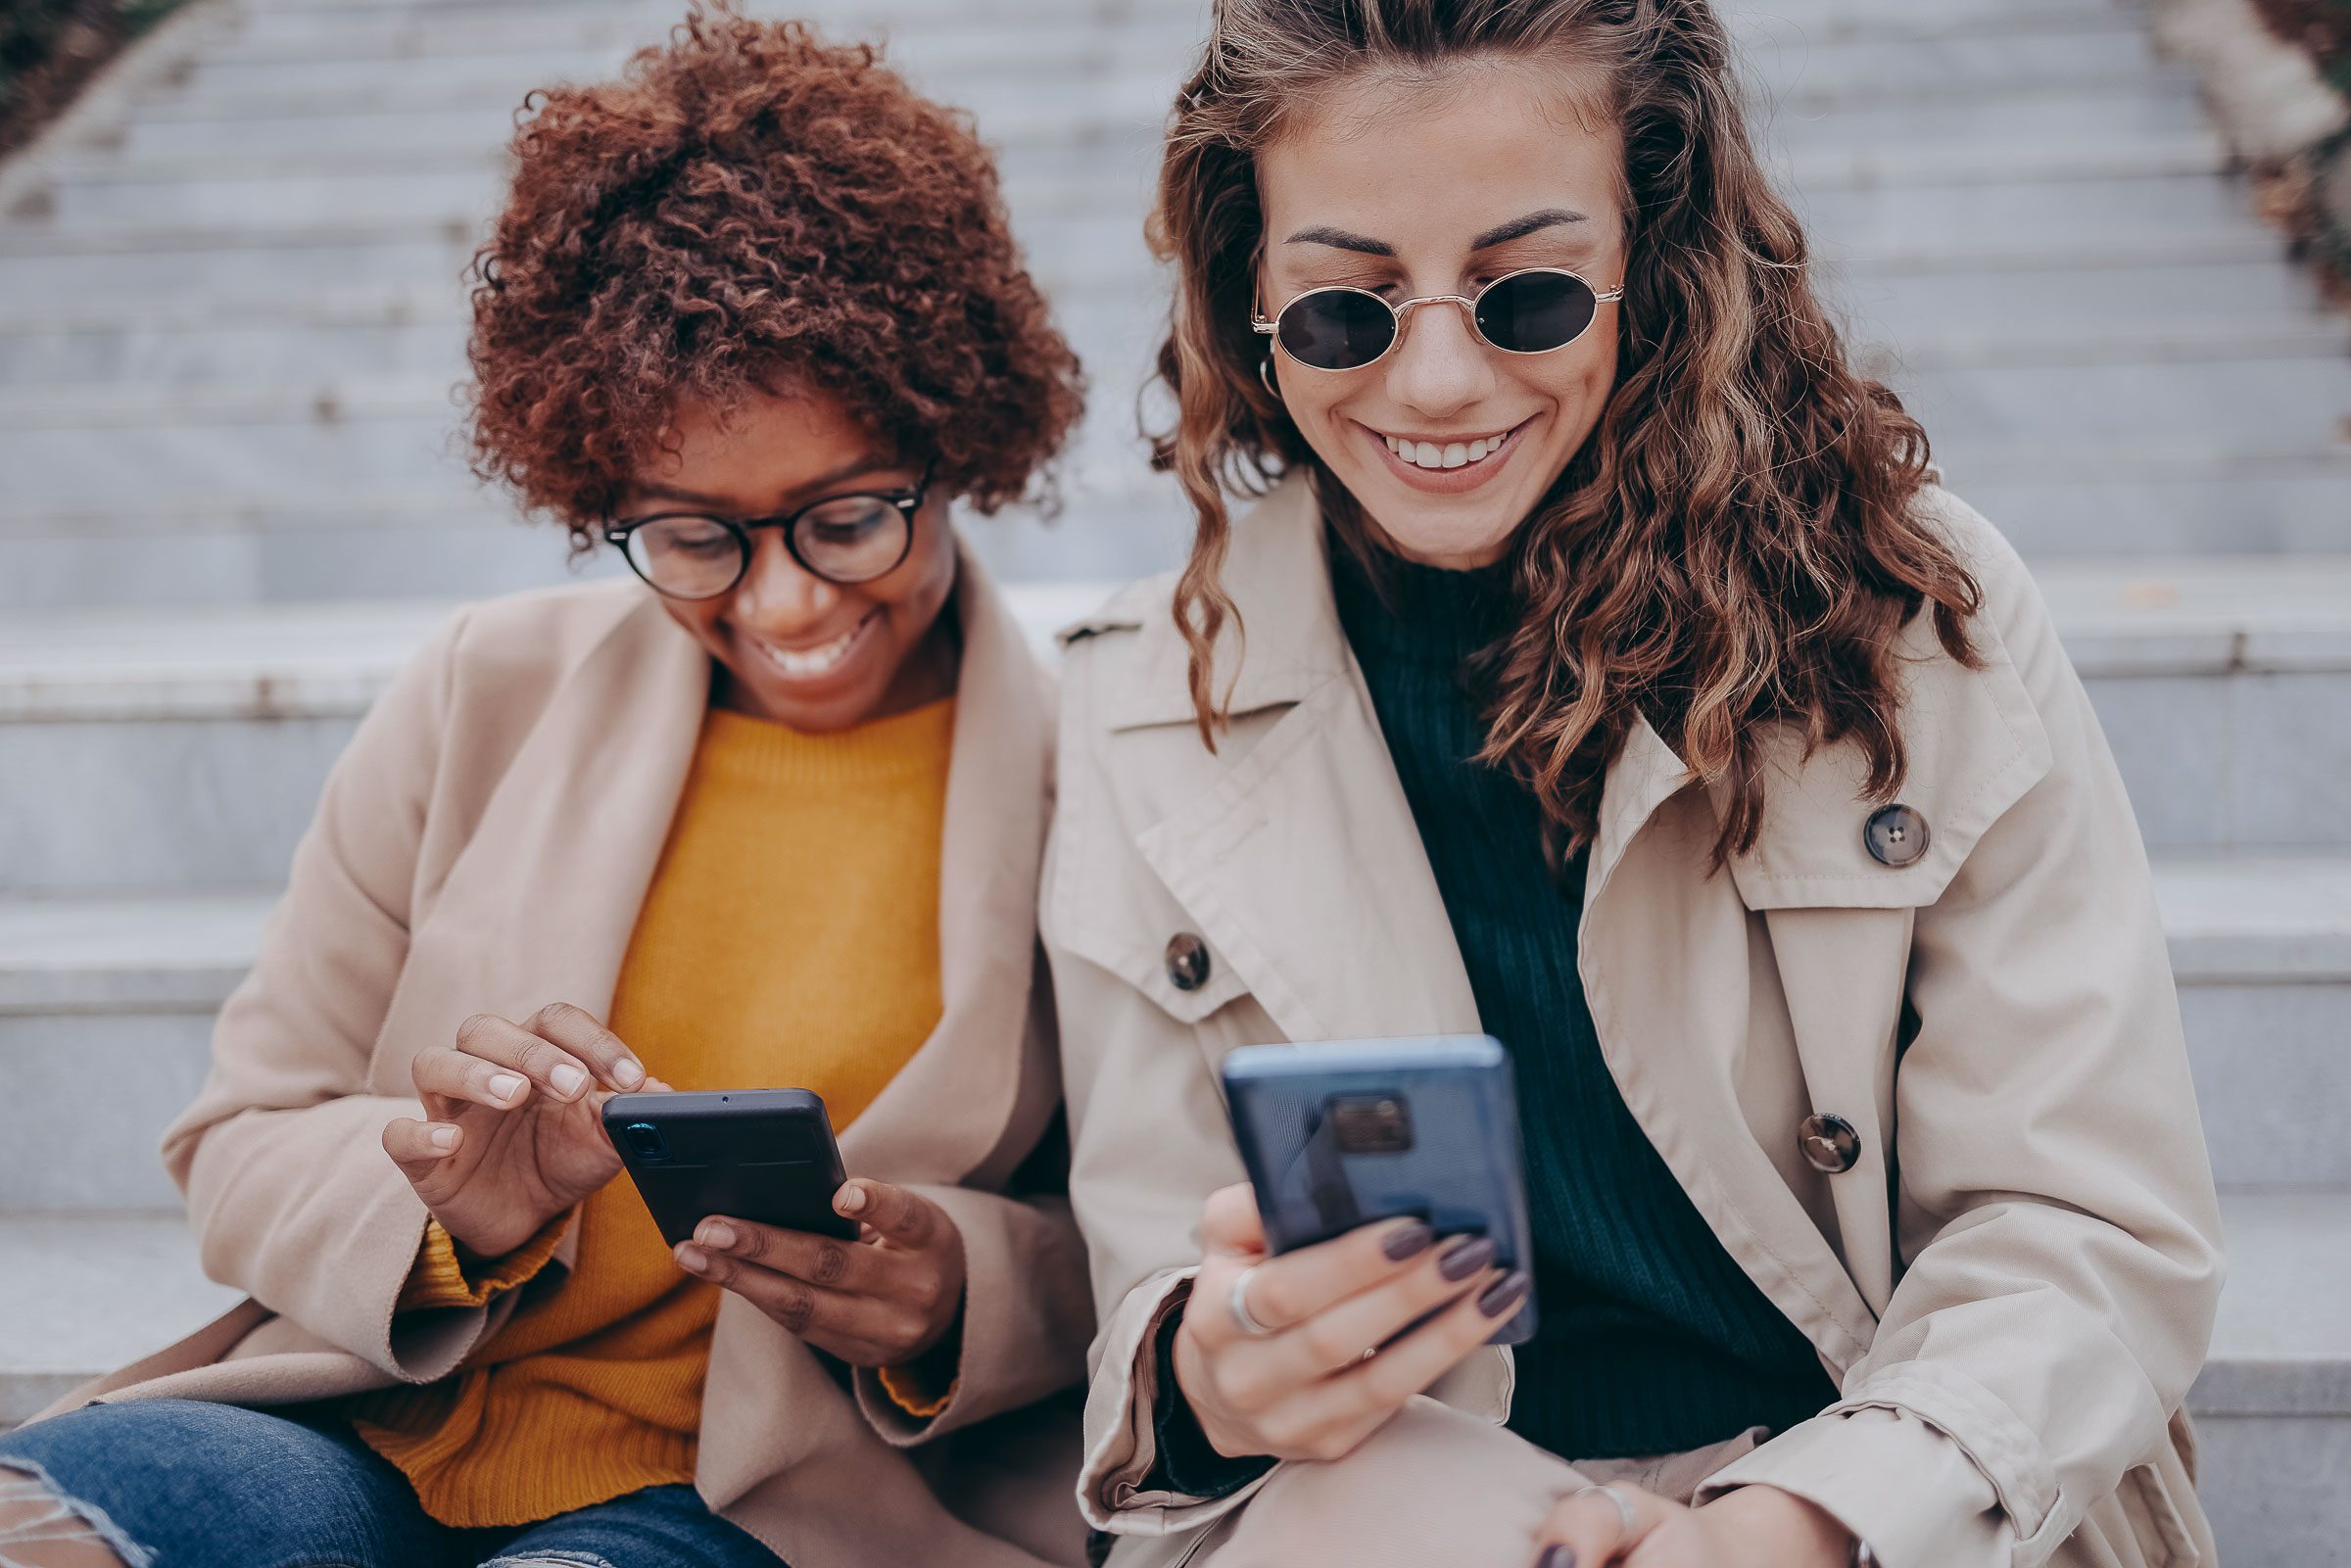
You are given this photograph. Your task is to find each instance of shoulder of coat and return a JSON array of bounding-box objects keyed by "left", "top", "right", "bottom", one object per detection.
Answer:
[
  {"left": 1903, "top": 480, "right": 2051, "bottom": 653},
  {"left": 1054, "top": 570, "right": 1179, "bottom": 651},
  {"left": 440, "top": 577, "right": 654, "bottom": 691}
]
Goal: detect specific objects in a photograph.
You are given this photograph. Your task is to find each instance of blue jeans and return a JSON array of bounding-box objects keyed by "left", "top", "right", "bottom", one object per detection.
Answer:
[{"left": 0, "top": 1399, "right": 785, "bottom": 1568}]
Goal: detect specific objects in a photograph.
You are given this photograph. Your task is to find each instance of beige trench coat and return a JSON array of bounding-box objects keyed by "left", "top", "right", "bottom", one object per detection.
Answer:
[
  {"left": 1044, "top": 475, "right": 2225, "bottom": 1568},
  {"left": 33, "top": 546, "right": 1093, "bottom": 1568}
]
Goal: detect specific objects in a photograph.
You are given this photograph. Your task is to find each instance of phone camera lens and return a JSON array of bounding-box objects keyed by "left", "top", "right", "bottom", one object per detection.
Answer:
[{"left": 622, "top": 1121, "right": 669, "bottom": 1163}]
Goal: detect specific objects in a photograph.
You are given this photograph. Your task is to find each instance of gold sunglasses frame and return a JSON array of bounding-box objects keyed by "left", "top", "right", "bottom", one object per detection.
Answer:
[{"left": 1252, "top": 266, "right": 1626, "bottom": 371}]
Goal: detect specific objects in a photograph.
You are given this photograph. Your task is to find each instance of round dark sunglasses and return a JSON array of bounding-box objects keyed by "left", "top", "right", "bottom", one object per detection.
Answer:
[
  {"left": 602, "top": 467, "right": 931, "bottom": 601},
  {"left": 1254, "top": 267, "right": 1625, "bottom": 372}
]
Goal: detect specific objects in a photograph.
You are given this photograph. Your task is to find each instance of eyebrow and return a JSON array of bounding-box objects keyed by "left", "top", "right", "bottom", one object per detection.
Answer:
[
  {"left": 1281, "top": 208, "right": 1590, "bottom": 259},
  {"left": 630, "top": 451, "right": 902, "bottom": 513}
]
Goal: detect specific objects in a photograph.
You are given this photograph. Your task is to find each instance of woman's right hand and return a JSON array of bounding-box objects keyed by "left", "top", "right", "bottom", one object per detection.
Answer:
[
  {"left": 1171, "top": 1183, "right": 1530, "bottom": 1464},
  {"left": 382, "top": 1002, "right": 661, "bottom": 1258}
]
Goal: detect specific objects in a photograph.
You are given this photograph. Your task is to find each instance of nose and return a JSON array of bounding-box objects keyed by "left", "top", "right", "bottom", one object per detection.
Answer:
[
  {"left": 728, "top": 529, "right": 840, "bottom": 635},
  {"left": 1384, "top": 298, "right": 1495, "bottom": 422}
]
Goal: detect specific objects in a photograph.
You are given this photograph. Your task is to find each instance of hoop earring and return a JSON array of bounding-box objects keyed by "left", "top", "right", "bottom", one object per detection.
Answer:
[{"left": 1259, "top": 354, "right": 1279, "bottom": 400}]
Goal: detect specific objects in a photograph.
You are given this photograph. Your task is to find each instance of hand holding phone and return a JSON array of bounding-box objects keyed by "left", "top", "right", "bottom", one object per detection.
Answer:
[
  {"left": 1169, "top": 1036, "right": 1539, "bottom": 1465},
  {"left": 1173, "top": 1182, "right": 1529, "bottom": 1465},
  {"left": 604, "top": 1089, "right": 968, "bottom": 1368},
  {"left": 382, "top": 1002, "right": 660, "bottom": 1259}
]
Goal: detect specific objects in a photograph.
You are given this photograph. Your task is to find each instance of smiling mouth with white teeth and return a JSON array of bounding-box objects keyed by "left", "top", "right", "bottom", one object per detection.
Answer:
[
  {"left": 1380, "top": 424, "right": 1521, "bottom": 470},
  {"left": 752, "top": 609, "right": 877, "bottom": 681}
]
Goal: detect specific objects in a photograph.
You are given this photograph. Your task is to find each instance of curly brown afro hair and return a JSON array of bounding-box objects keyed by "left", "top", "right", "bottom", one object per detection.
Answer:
[{"left": 465, "top": 6, "right": 1084, "bottom": 536}]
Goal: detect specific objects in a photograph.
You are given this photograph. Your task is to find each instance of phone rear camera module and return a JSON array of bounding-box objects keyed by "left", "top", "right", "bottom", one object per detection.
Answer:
[
  {"left": 622, "top": 1121, "right": 670, "bottom": 1163},
  {"left": 1328, "top": 1093, "right": 1415, "bottom": 1155}
]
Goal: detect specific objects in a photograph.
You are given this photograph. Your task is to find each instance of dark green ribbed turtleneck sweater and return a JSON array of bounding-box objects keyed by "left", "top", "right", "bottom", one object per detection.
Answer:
[{"left": 1330, "top": 538, "right": 1836, "bottom": 1461}]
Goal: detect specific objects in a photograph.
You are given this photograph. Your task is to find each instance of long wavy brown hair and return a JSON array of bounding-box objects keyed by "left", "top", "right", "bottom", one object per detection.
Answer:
[{"left": 1152, "top": 0, "right": 1983, "bottom": 860}]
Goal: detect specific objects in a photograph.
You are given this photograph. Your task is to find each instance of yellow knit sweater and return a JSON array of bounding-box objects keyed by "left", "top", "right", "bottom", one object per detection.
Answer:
[{"left": 348, "top": 697, "right": 955, "bottom": 1527}]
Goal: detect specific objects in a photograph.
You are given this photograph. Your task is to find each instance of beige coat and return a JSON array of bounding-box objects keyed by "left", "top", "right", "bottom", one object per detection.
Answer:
[
  {"left": 1044, "top": 475, "right": 2226, "bottom": 1568},
  {"left": 35, "top": 547, "right": 1094, "bottom": 1568}
]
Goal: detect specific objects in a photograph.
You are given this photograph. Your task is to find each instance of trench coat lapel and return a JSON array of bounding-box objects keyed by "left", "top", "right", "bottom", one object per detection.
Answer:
[
  {"left": 839, "top": 546, "right": 1053, "bottom": 1182},
  {"left": 1125, "top": 480, "right": 1480, "bottom": 1048},
  {"left": 366, "top": 585, "right": 708, "bottom": 1269}
]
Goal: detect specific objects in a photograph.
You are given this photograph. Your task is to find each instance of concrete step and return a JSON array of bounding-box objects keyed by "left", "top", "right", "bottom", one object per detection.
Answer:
[
  {"left": 0, "top": 559, "right": 2345, "bottom": 895},
  {"left": 128, "top": 32, "right": 2188, "bottom": 128},
  {"left": 10, "top": 329, "right": 2341, "bottom": 512},
  {"left": 192, "top": 0, "right": 2132, "bottom": 66},
  {"left": 14, "top": 148, "right": 2244, "bottom": 261},
  {"left": 107, "top": 63, "right": 2211, "bottom": 168},
  {"left": 2, "top": 845, "right": 2338, "bottom": 1210},
  {"left": 2186, "top": 1190, "right": 2351, "bottom": 1565},
  {"left": 3, "top": 448, "right": 2343, "bottom": 615},
  {"left": 0, "top": 217, "right": 2286, "bottom": 327},
  {"left": 4, "top": 1188, "right": 2339, "bottom": 1566},
  {"left": 7, "top": 251, "right": 2333, "bottom": 392}
]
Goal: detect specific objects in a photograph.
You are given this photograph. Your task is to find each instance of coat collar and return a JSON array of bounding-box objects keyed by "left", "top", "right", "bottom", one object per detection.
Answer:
[
  {"left": 370, "top": 539, "right": 1051, "bottom": 1217},
  {"left": 1097, "top": 471, "right": 2047, "bottom": 914},
  {"left": 1095, "top": 471, "right": 1699, "bottom": 903}
]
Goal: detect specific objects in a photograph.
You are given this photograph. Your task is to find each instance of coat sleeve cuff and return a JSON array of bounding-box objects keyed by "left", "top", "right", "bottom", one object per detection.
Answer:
[
  {"left": 1078, "top": 1269, "right": 1280, "bottom": 1537},
  {"left": 1694, "top": 1367, "right": 2054, "bottom": 1568}
]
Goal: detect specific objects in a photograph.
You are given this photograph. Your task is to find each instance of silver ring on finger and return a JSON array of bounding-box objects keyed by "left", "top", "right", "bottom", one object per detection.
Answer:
[
  {"left": 1576, "top": 1484, "right": 1639, "bottom": 1543},
  {"left": 1226, "top": 1264, "right": 1277, "bottom": 1338}
]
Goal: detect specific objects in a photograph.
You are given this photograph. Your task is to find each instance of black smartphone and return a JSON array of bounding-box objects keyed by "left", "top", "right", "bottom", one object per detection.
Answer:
[
  {"left": 601, "top": 1088, "right": 857, "bottom": 1246},
  {"left": 1222, "top": 1036, "right": 1537, "bottom": 1344}
]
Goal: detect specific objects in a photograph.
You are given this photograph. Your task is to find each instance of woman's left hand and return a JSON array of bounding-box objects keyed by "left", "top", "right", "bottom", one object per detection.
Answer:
[
  {"left": 1532, "top": 1481, "right": 1854, "bottom": 1568},
  {"left": 672, "top": 1177, "right": 967, "bottom": 1368}
]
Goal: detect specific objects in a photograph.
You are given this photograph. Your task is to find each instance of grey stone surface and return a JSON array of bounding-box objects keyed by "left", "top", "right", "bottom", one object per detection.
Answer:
[
  {"left": 2195, "top": 1414, "right": 2351, "bottom": 1566},
  {"left": 3, "top": 0, "right": 2349, "bottom": 1547}
]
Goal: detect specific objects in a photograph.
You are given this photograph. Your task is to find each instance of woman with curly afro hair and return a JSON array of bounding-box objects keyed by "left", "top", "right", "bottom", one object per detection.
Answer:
[{"left": 0, "top": 12, "right": 1094, "bottom": 1568}]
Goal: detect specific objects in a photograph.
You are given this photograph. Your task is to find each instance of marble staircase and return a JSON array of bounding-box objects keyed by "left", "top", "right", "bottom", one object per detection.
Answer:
[{"left": 0, "top": 0, "right": 2346, "bottom": 1560}]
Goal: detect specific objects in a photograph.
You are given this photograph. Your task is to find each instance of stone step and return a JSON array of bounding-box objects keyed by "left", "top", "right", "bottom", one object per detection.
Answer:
[
  {"left": 2, "top": 845, "right": 2338, "bottom": 1209},
  {"left": 6, "top": 260, "right": 2335, "bottom": 394},
  {"left": 136, "top": 22, "right": 2182, "bottom": 137},
  {"left": 0, "top": 219, "right": 2289, "bottom": 333},
  {"left": 9, "top": 330, "right": 2340, "bottom": 512},
  {"left": 103, "top": 65, "right": 2211, "bottom": 167},
  {"left": 0, "top": 559, "right": 2345, "bottom": 895},
  {"left": 40, "top": 109, "right": 2228, "bottom": 195},
  {"left": 5, "top": 450, "right": 2347, "bottom": 615},
  {"left": 3, "top": 1189, "right": 2339, "bottom": 1566},
  {"left": 0, "top": 214, "right": 2288, "bottom": 333},
  {"left": 195, "top": 0, "right": 2133, "bottom": 66}
]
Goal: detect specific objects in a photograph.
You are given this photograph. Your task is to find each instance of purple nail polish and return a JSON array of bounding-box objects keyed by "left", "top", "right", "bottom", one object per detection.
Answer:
[
  {"left": 1537, "top": 1547, "right": 1576, "bottom": 1568},
  {"left": 1480, "top": 1271, "right": 1531, "bottom": 1318},
  {"left": 1383, "top": 1221, "right": 1435, "bottom": 1260},
  {"left": 1438, "top": 1235, "right": 1496, "bottom": 1282}
]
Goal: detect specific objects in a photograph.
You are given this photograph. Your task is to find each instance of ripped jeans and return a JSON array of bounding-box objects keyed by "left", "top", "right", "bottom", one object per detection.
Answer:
[{"left": 0, "top": 1400, "right": 786, "bottom": 1568}]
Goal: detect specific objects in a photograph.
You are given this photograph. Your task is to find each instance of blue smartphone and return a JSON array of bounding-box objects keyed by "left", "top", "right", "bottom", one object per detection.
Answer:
[{"left": 1220, "top": 1036, "right": 1536, "bottom": 1345}]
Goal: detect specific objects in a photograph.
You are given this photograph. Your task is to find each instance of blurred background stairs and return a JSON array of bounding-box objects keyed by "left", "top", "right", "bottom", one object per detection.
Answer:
[{"left": 1, "top": 0, "right": 2346, "bottom": 1559}]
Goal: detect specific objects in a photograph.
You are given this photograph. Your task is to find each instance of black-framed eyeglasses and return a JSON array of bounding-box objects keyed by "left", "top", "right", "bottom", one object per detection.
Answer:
[
  {"left": 602, "top": 465, "right": 932, "bottom": 601},
  {"left": 1253, "top": 267, "right": 1625, "bottom": 372}
]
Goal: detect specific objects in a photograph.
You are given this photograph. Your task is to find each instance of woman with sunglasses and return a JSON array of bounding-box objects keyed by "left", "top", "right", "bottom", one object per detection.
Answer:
[
  {"left": 0, "top": 16, "right": 1092, "bottom": 1568},
  {"left": 1047, "top": 4, "right": 2221, "bottom": 1568}
]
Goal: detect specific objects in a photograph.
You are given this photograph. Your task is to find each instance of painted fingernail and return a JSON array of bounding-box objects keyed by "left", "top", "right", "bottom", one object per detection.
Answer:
[
  {"left": 1383, "top": 1221, "right": 1435, "bottom": 1260},
  {"left": 698, "top": 1221, "right": 737, "bottom": 1251},
  {"left": 429, "top": 1124, "right": 459, "bottom": 1151},
  {"left": 551, "top": 1064, "right": 587, "bottom": 1097},
  {"left": 837, "top": 1184, "right": 868, "bottom": 1214},
  {"left": 675, "top": 1245, "right": 709, "bottom": 1274},
  {"left": 488, "top": 1073, "right": 524, "bottom": 1103},
  {"left": 1438, "top": 1235, "right": 1496, "bottom": 1281},
  {"left": 1537, "top": 1547, "right": 1576, "bottom": 1568},
  {"left": 1480, "top": 1270, "right": 1532, "bottom": 1318},
  {"left": 613, "top": 1058, "right": 647, "bottom": 1089}
]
